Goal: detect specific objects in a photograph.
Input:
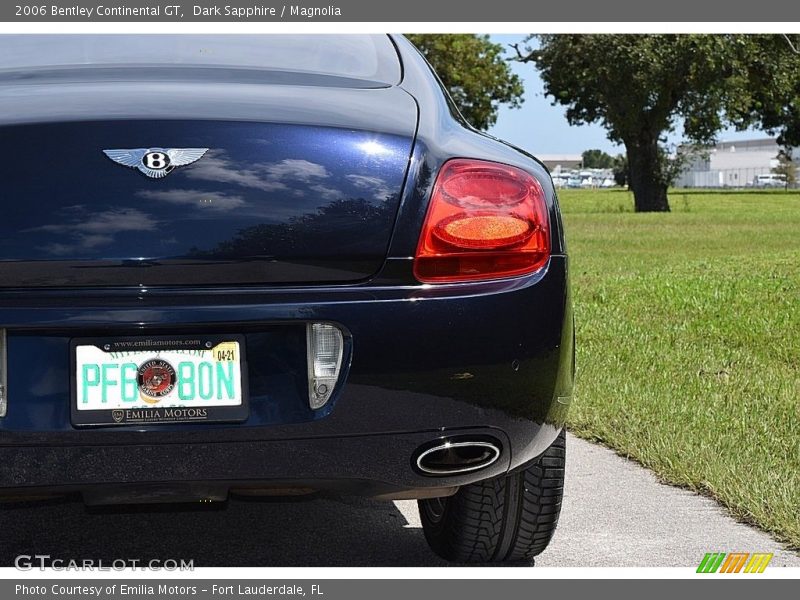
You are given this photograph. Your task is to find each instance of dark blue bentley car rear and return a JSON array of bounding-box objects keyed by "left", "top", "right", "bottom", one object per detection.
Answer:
[{"left": 0, "top": 34, "right": 573, "bottom": 563}]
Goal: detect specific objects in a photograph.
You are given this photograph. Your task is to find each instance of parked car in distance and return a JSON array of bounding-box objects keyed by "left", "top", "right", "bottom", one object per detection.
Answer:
[
  {"left": 753, "top": 173, "right": 787, "bottom": 188},
  {"left": 600, "top": 177, "right": 616, "bottom": 188},
  {"left": 0, "top": 34, "right": 574, "bottom": 564}
]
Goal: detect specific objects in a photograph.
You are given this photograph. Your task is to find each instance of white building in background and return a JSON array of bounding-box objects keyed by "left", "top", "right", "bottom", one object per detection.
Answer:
[
  {"left": 538, "top": 154, "right": 583, "bottom": 172},
  {"left": 675, "top": 137, "right": 799, "bottom": 188}
]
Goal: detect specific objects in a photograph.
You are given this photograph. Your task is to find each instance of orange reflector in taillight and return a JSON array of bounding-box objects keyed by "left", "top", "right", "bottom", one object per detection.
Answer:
[
  {"left": 414, "top": 159, "right": 550, "bottom": 283},
  {"left": 434, "top": 214, "right": 533, "bottom": 249}
]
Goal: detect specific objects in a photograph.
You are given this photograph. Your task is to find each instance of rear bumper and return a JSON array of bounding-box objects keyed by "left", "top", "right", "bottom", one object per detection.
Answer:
[
  {"left": 0, "top": 256, "right": 573, "bottom": 501},
  {"left": 0, "top": 427, "right": 518, "bottom": 503}
]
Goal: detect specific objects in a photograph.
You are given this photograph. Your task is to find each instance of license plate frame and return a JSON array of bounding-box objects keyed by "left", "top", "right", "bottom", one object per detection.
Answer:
[{"left": 70, "top": 334, "right": 249, "bottom": 427}]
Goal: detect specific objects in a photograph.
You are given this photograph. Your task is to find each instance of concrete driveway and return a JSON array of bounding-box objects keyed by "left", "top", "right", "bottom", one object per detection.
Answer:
[{"left": 1, "top": 434, "right": 797, "bottom": 567}]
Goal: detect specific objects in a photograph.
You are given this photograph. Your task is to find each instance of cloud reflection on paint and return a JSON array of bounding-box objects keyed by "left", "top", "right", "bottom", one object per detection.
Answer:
[
  {"left": 28, "top": 208, "right": 157, "bottom": 256},
  {"left": 184, "top": 153, "right": 332, "bottom": 193}
]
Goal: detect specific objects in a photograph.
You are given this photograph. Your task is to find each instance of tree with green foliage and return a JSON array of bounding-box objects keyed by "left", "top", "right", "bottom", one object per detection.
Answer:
[
  {"left": 514, "top": 35, "right": 800, "bottom": 212},
  {"left": 406, "top": 34, "right": 524, "bottom": 131},
  {"left": 582, "top": 149, "right": 615, "bottom": 169},
  {"left": 772, "top": 150, "right": 797, "bottom": 188},
  {"left": 723, "top": 35, "right": 800, "bottom": 149}
]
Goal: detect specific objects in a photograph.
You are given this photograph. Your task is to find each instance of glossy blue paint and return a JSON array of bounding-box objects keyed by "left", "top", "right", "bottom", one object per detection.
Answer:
[
  {"left": 0, "top": 119, "right": 415, "bottom": 286},
  {"left": 0, "top": 35, "right": 573, "bottom": 501}
]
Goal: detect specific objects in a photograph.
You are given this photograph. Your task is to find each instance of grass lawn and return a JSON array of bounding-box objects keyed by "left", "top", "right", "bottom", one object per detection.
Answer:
[{"left": 559, "top": 188, "right": 800, "bottom": 549}]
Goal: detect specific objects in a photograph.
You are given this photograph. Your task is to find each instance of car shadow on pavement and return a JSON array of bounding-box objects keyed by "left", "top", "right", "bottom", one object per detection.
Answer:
[{"left": 0, "top": 495, "right": 529, "bottom": 567}]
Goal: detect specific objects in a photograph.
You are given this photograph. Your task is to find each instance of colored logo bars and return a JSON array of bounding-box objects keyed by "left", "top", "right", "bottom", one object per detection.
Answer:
[{"left": 697, "top": 552, "right": 773, "bottom": 573}]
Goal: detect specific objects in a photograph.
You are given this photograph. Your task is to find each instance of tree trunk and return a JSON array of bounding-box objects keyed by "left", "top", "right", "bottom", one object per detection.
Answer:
[{"left": 625, "top": 136, "right": 670, "bottom": 212}]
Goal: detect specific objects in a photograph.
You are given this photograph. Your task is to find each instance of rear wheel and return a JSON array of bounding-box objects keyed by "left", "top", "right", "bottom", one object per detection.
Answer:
[{"left": 419, "top": 429, "right": 566, "bottom": 563}]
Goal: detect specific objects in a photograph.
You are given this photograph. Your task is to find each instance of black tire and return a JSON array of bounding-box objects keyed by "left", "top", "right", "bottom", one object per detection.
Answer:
[{"left": 418, "top": 429, "right": 566, "bottom": 563}]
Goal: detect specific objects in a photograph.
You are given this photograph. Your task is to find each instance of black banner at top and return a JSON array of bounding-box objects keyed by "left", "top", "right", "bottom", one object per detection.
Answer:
[{"left": 2, "top": 0, "right": 799, "bottom": 22}]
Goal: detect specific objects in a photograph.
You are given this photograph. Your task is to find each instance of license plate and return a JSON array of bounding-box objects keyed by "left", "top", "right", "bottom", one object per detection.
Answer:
[{"left": 70, "top": 335, "right": 248, "bottom": 426}]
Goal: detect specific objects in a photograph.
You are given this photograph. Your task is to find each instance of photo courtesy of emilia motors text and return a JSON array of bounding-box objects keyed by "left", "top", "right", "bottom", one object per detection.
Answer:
[{"left": 0, "top": 0, "right": 798, "bottom": 596}]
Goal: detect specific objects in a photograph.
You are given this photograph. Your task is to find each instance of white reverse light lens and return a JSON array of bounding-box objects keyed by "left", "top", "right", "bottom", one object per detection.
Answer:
[
  {"left": 0, "top": 329, "right": 6, "bottom": 418},
  {"left": 306, "top": 323, "right": 344, "bottom": 410}
]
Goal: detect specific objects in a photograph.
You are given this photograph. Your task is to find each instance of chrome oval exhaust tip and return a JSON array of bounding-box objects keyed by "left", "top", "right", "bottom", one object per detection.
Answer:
[{"left": 415, "top": 440, "right": 501, "bottom": 476}]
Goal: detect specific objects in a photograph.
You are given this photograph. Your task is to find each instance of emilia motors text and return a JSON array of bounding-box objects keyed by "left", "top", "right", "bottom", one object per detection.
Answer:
[{"left": 16, "top": 585, "right": 314, "bottom": 596}]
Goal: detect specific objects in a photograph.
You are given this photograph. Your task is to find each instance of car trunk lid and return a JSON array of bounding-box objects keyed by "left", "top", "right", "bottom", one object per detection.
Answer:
[{"left": 0, "top": 83, "right": 417, "bottom": 287}]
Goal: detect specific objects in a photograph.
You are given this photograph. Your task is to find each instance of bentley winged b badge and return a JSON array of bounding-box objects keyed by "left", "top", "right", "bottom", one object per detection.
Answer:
[{"left": 103, "top": 147, "right": 209, "bottom": 179}]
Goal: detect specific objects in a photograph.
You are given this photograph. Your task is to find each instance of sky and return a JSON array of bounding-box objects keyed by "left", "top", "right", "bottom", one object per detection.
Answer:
[{"left": 486, "top": 34, "right": 765, "bottom": 158}]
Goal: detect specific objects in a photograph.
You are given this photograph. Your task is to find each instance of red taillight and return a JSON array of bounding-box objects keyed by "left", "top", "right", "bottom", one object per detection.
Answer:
[{"left": 413, "top": 159, "right": 550, "bottom": 283}]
